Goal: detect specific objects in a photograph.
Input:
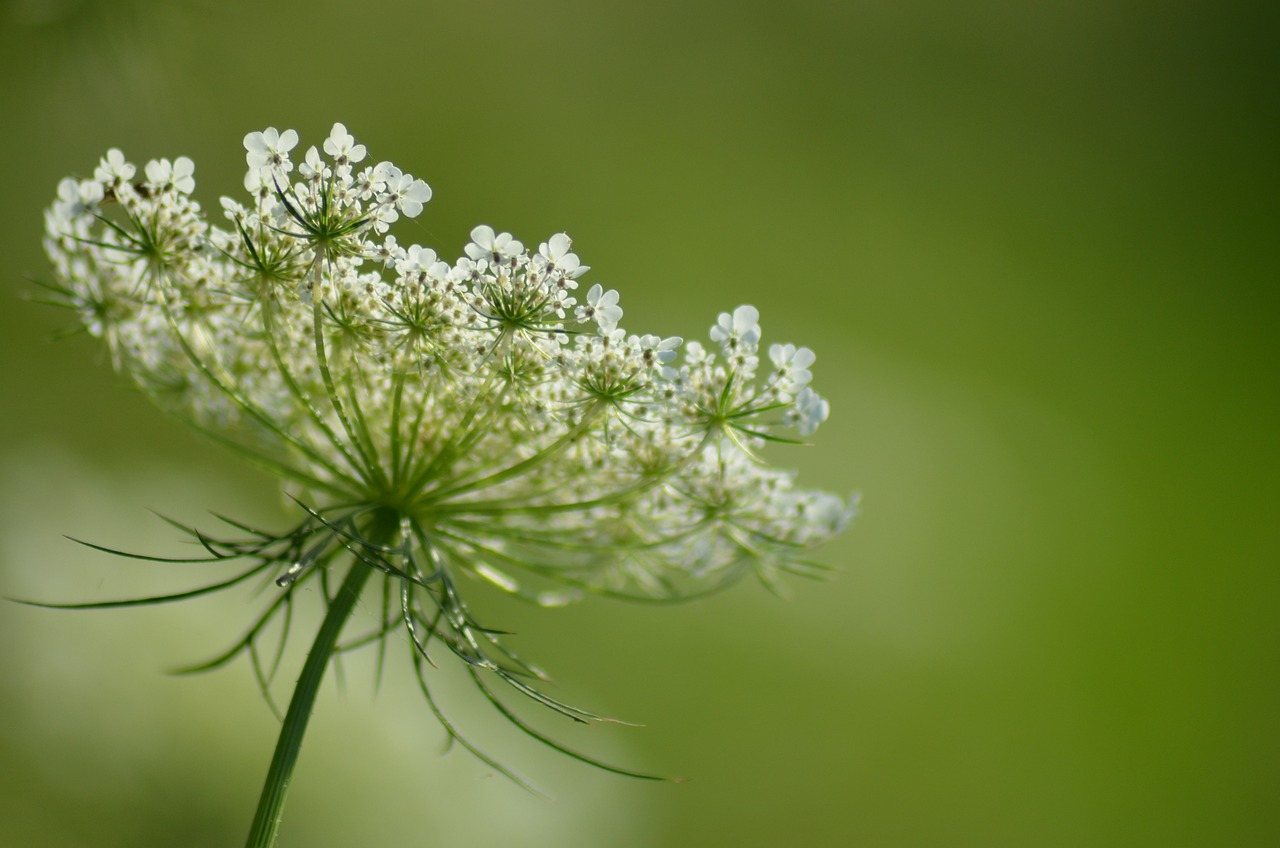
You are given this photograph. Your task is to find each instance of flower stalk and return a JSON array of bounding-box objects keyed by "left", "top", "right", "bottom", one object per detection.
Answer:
[{"left": 244, "top": 523, "right": 382, "bottom": 848}]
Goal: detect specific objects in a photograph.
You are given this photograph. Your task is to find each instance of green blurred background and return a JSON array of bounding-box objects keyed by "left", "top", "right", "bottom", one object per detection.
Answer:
[{"left": 1, "top": 0, "right": 1276, "bottom": 845}]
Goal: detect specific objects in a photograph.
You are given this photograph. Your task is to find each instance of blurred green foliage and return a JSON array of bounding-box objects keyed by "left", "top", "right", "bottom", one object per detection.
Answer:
[{"left": 1, "top": 1, "right": 1276, "bottom": 846}]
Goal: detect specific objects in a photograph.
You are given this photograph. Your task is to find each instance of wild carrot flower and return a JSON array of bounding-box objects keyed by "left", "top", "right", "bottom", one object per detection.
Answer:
[{"left": 37, "top": 124, "right": 853, "bottom": 846}]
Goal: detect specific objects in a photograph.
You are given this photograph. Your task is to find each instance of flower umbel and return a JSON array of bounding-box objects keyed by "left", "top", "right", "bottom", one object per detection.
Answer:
[{"left": 38, "top": 124, "right": 853, "bottom": 843}]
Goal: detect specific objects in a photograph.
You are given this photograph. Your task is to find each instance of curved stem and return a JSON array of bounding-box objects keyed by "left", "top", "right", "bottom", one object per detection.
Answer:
[{"left": 243, "top": 512, "right": 394, "bottom": 848}]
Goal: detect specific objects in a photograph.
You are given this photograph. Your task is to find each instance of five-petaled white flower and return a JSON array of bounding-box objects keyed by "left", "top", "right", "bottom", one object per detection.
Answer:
[
  {"left": 631, "top": 334, "right": 682, "bottom": 370},
  {"left": 374, "top": 163, "right": 432, "bottom": 219},
  {"left": 768, "top": 343, "right": 816, "bottom": 396},
  {"left": 323, "top": 122, "right": 367, "bottom": 171},
  {"left": 244, "top": 127, "right": 299, "bottom": 173},
  {"left": 537, "top": 232, "right": 590, "bottom": 280},
  {"left": 576, "top": 283, "right": 623, "bottom": 331},
  {"left": 710, "top": 304, "right": 762, "bottom": 349},
  {"left": 465, "top": 224, "right": 524, "bottom": 266},
  {"left": 298, "top": 147, "right": 331, "bottom": 184},
  {"left": 94, "top": 148, "right": 135, "bottom": 184}
]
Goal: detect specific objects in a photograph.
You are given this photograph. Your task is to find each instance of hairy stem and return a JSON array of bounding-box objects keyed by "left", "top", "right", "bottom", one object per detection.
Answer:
[{"left": 243, "top": 510, "right": 395, "bottom": 848}]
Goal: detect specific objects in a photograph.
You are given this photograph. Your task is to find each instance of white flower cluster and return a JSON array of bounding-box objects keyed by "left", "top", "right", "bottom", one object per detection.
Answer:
[{"left": 42, "top": 123, "right": 851, "bottom": 603}]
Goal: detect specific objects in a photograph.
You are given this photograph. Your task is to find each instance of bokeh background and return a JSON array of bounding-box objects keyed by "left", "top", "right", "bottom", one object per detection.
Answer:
[{"left": 1, "top": 1, "right": 1276, "bottom": 846}]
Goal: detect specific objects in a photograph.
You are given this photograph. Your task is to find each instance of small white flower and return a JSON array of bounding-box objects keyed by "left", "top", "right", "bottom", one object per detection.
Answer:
[
  {"left": 219, "top": 196, "right": 246, "bottom": 219},
  {"left": 376, "top": 164, "right": 432, "bottom": 218},
  {"left": 683, "top": 340, "right": 710, "bottom": 367},
  {"left": 322, "top": 122, "right": 367, "bottom": 170},
  {"left": 538, "top": 233, "right": 590, "bottom": 279},
  {"left": 768, "top": 343, "right": 816, "bottom": 394},
  {"left": 790, "top": 387, "right": 829, "bottom": 436},
  {"left": 367, "top": 234, "right": 407, "bottom": 268},
  {"left": 349, "top": 166, "right": 379, "bottom": 201},
  {"left": 242, "top": 167, "right": 277, "bottom": 205},
  {"left": 244, "top": 127, "right": 299, "bottom": 173},
  {"left": 631, "top": 334, "right": 682, "bottom": 369},
  {"left": 576, "top": 283, "right": 623, "bottom": 330},
  {"left": 144, "top": 157, "right": 195, "bottom": 194},
  {"left": 710, "top": 304, "right": 761, "bottom": 349},
  {"left": 94, "top": 149, "right": 135, "bottom": 184},
  {"left": 53, "top": 177, "right": 103, "bottom": 221},
  {"left": 397, "top": 244, "right": 439, "bottom": 277},
  {"left": 449, "top": 256, "right": 481, "bottom": 283},
  {"left": 805, "top": 491, "right": 857, "bottom": 537},
  {"left": 465, "top": 225, "right": 523, "bottom": 264},
  {"left": 298, "top": 147, "right": 331, "bottom": 183}
]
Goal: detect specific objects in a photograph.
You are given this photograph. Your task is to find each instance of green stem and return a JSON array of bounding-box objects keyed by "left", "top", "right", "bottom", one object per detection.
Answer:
[{"left": 243, "top": 512, "right": 394, "bottom": 848}]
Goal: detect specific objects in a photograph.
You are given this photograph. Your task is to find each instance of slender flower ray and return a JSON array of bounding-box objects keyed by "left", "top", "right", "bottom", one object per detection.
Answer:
[
  {"left": 424, "top": 401, "right": 604, "bottom": 501},
  {"left": 143, "top": 272, "right": 352, "bottom": 486},
  {"left": 401, "top": 372, "right": 503, "bottom": 495},
  {"left": 258, "top": 302, "right": 372, "bottom": 490},
  {"left": 307, "top": 253, "right": 387, "bottom": 492}
]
